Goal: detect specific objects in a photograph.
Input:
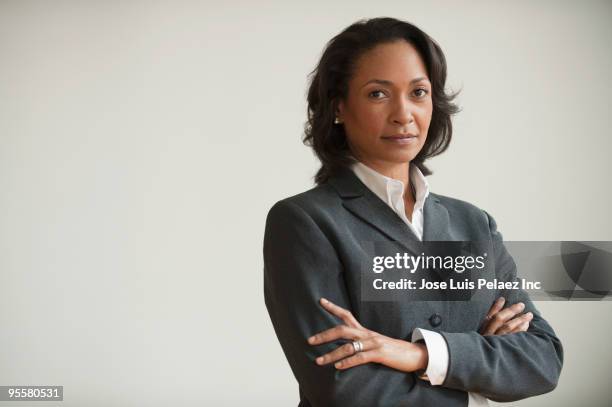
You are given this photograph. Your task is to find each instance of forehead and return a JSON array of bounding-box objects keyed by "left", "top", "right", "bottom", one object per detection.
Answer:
[{"left": 350, "top": 40, "right": 429, "bottom": 86}]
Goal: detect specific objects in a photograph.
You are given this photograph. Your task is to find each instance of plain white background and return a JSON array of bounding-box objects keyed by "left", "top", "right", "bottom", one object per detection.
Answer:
[{"left": 1, "top": 0, "right": 611, "bottom": 405}]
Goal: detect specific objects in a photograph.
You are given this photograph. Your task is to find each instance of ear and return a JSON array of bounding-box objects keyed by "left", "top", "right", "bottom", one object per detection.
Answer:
[{"left": 335, "top": 99, "right": 345, "bottom": 120}]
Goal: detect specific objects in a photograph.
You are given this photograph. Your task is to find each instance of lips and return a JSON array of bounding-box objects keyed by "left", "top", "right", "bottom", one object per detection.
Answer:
[
  {"left": 382, "top": 134, "right": 418, "bottom": 140},
  {"left": 381, "top": 134, "right": 418, "bottom": 144}
]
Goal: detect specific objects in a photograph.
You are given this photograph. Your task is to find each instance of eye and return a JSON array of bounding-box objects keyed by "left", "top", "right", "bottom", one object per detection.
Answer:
[
  {"left": 368, "top": 89, "right": 387, "bottom": 99},
  {"left": 413, "top": 88, "right": 429, "bottom": 98}
]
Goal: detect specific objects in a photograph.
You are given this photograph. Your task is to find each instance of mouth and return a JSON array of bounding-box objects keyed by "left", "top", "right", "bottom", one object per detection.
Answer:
[{"left": 381, "top": 134, "right": 418, "bottom": 144}]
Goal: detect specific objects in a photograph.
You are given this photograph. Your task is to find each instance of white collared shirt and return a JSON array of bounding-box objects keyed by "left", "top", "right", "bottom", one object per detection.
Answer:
[
  {"left": 350, "top": 161, "right": 429, "bottom": 240},
  {"left": 350, "top": 161, "right": 489, "bottom": 407}
]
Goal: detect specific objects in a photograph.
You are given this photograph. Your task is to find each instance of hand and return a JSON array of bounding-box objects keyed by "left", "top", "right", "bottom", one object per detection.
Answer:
[
  {"left": 307, "top": 298, "right": 428, "bottom": 372},
  {"left": 480, "top": 297, "right": 533, "bottom": 336}
]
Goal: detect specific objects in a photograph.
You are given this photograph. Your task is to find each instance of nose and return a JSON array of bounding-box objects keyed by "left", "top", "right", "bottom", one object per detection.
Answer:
[{"left": 391, "top": 97, "right": 415, "bottom": 126}]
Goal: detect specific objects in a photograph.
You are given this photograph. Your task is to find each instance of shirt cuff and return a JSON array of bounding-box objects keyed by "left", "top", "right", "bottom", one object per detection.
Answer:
[{"left": 411, "top": 328, "right": 449, "bottom": 386}]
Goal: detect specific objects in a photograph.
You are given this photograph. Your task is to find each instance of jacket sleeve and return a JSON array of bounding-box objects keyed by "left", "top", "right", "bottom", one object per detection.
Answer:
[
  {"left": 263, "top": 200, "right": 465, "bottom": 407},
  {"left": 439, "top": 210, "right": 564, "bottom": 402}
]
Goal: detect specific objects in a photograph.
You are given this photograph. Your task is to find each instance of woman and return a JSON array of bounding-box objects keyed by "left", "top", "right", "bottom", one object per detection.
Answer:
[{"left": 263, "top": 17, "right": 563, "bottom": 407}]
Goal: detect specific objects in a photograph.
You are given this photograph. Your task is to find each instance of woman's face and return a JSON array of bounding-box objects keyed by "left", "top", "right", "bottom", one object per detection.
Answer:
[{"left": 337, "top": 40, "right": 433, "bottom": 169}]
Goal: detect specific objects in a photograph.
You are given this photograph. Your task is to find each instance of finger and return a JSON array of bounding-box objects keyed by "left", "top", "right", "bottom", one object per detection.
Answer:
[
  {"left": 315, "top": 335, "right": 381, "bottom": 365},
  {"left": 496, "top": 313, "right": 532, "bottom": 335},
  {"left": 319, "top": 298, "right": 363, "bottom": 328},
  {"left": 479, "top": 319, "right": 493, "bottom": 335},
  {"left": 485, "top": 297, "right": 506, "bottom": 320},
  {"left": 315, "top": 342, "right": 357, "bottom": 365},
  {"left": 516, "top": 321, "right": 530, "bottom": 333},
  {"left": 496, "top": 312, "right": 533, "bottom": 335},
  {"left": 482, "top": 302, "right": 525, "bottom": 336},
  {"left": 334, "top": 349, "right": 376, "bottom": 370},
  {"left": 479, "top": 297, "right": 506, "bottom": 334},
  {"left": 500, "top": 312, "right": 533, "bottom": 335},
  {"left": 483, "top": 301, "right": 525, "bottom": 335},
  {"left": 308, "top": 325, "right": 363, "bottom": 345}
]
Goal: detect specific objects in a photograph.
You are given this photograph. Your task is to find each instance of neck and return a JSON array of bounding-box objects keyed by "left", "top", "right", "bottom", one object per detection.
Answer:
[{"left": 358, "top": 159, "right": 412, "bottom": 199}]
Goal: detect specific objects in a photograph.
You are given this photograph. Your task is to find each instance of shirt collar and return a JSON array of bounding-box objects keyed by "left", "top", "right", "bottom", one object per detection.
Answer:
[{"left": 350, "top": 161, "right": 430, "bottom": 211}]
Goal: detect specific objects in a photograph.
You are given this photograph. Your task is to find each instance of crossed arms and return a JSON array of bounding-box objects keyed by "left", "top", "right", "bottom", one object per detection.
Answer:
[{"left": 263, "top": 200, "right": 563, "bottom": 406}]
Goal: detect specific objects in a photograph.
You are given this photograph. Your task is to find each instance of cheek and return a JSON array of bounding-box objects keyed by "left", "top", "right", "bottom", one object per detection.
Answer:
[
  {"left": 349, "top": 106, "right": 385, "bottom": 136},
  {"left": 417, "top": 104, "right": 433, "bottom": 131},
  {"left": 355, "top": 105, "right": 387, "bottom": 129}
]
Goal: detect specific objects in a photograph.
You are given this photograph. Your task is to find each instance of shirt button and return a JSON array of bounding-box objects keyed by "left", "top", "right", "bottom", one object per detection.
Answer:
[{"left": 429, "top": 313, "right": 442, "bottom": 327}]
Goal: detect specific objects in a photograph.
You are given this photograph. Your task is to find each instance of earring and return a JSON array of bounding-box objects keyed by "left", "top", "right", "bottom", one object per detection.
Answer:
[{"left": 334, "top": 116, "right": 342, "bottom": 124}]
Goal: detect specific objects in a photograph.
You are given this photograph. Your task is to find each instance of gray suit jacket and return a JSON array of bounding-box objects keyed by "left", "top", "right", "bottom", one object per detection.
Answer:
[{"left": 263, "top": 167, "right": 563, "bottom": 407}]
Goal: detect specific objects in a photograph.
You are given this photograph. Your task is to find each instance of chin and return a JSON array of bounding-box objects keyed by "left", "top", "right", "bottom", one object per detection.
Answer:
[{"left": 383, "top": 151, "right": 420, "bottom": 164}]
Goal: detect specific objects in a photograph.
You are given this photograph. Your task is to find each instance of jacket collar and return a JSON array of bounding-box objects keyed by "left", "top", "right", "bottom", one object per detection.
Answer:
[
  {"left": 349, "top": 161, "right": 430, "bottom": 214},
  {"left": 328, "top": 166, "right": 453, "bottom": 282},
  {"left": 327, "top": 166, "right": 452, "bottom": 244}
]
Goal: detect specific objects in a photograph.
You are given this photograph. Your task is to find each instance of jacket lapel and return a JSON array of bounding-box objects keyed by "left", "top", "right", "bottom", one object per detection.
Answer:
[
  {"left": 328, "top": 167, "right": 421, "bottom": 246},
  {"left": 422, "top": 194, "right": 453, "bottom": 242},
  {"left": 328, "top": 166, "right": 454, "bottom": 282}
]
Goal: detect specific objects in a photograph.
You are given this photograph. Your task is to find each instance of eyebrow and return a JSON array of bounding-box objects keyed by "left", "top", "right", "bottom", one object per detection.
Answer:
[{"left": 361, "top": 77, "right": 429, "bottom": 88}]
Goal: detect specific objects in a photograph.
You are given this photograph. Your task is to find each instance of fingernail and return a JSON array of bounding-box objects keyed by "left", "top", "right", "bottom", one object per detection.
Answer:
[
  {"left": 308, "top": 336, "right": 316, "bottom": 344},
  {"left": 335, "top": 361, "right": 342, "bottom": 368},
  {"left": 321, "top": 298, "right": 329, "bottom": 304},
  {"left": 316, "top": 357, "right": 323, "bottom": 364},
  {"left": 499, "top": 297, "right": 505, "bottom": 303},
  {"left": 526, "top": 312, "right": 533, "bottom": 318}
]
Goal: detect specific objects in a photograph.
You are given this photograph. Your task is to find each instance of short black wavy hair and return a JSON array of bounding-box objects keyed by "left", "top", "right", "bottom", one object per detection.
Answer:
[{"left": 303, "top": 17, "right": 461, "bottom": 185}]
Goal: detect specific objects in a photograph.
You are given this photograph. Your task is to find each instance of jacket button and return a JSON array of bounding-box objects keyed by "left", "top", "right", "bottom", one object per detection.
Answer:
[{"left": 429, "top": 313, "right": 442, "bottom": 327}]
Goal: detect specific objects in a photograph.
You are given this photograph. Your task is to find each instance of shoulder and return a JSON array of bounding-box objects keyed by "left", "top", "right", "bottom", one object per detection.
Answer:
[
  {"left": 430, "top": 192, "right": 497, "bottom": 232},
  {"left": 266, "top": 183, "right": 342, "bottom": 224},
  {"left": 431, "top": 192, "right": 486, "bottom": 218},
  {"left": 263, "top": 184, "right": 344, "bottom": 250}
]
